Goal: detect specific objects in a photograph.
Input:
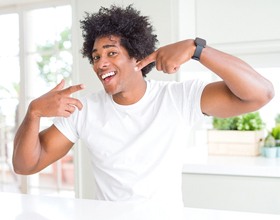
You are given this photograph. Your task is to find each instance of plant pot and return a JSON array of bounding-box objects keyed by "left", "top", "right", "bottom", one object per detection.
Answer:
[
  {"left": 260, "top": 147, "right": 266, "bottom": 157},
  {"left": 264, "top": 147, "right": 277, "bottom": 158},
  {"left": 207, "top": 130, "right": 264, "bottom": 156},
  {"left": 277, "top": 147, "right": 280, "bottom": 158}
]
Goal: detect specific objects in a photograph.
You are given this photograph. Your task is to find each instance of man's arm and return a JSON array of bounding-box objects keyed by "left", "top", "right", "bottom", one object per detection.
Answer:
[
  {"left": 135, "top": 39, "right": 274, "bottom": 117},
  {"left": 199, "top": 46, "right": 274, "bottom": 117},
  {"left": 13, "top": 80, "right": 84, "bottom": 174}
]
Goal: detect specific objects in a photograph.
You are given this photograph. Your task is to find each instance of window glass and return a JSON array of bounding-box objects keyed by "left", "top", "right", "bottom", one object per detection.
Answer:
[
  {"left": 0, "top": 13, "right": 20, "bottom": 193},
  {"left": 25, "top": 5, "right": 74, "bottom": 197},
  {"left": 0, "top": 5, "right": 74, "bottom": 198}
]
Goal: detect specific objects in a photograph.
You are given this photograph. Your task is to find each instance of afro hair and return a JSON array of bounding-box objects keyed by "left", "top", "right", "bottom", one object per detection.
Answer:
[{"left": 80, "top": 5, "right": 158, "bottom": 77}]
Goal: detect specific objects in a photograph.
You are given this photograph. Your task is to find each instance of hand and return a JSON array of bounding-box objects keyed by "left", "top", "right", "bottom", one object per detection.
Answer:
[
  {"left": 135, "top": 39, "right": 196, "bottom": 74},
  {"left": 29, "top": 80, "right": 85, "bottom": 118}
]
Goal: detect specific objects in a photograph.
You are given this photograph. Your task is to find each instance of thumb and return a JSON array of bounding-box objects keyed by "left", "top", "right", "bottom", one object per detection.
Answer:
[
  {"left": 51, "top": 79, "right": 65, "bottom": 91},
  {"left": 135, "top": 51, "right": 157, "bottom": 71}
]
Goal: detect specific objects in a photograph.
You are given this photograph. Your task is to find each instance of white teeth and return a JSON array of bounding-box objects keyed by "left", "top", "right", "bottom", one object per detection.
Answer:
[{"left": 101, "top": 71, "right": 115, "bottom": 80}]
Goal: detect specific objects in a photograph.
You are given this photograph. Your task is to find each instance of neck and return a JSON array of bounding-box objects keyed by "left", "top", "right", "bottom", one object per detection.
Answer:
[{"left": 113, "top": 78, "right": 147, "bottom": 105}]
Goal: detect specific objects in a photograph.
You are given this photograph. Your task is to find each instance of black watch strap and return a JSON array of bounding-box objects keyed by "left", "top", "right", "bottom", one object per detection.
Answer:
[{"left": 192, "top": 37, "right": 206, "bottom": 61}]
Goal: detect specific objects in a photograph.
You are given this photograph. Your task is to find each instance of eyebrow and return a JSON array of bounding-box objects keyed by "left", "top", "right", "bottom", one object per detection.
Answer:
[{"left": 92, "top": 44, "right": 117, "bottom": 53}]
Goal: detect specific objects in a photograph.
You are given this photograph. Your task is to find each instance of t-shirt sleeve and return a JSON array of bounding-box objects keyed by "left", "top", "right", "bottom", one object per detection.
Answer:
[
  {"left": 170, "top": 79, "right": 208, "bottom": 126},
  {"left": 185, "top": 79, "right": 208, "bottom": 125},
  {"left": 53, "top": 113, "right": 79, "bottom": 144}
]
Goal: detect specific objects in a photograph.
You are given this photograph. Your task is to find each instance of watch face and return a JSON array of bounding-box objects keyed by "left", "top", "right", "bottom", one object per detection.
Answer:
[{"left": 195, "top": 38, "right": 206, "bottom": 47}]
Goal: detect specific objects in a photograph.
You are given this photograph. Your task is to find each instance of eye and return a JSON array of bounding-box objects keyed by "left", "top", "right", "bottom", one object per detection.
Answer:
[
  {"left": 108, "top": 51, "right": 118, "bottom": 57},
  {"left": 92, "top": 55, "right": 100, "bottom": 62}
]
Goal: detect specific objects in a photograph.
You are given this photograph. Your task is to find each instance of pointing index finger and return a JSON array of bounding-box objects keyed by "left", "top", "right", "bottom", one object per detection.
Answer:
[
  {"left": 135, "top": 51, "right": 157, "bottom": 71},
  {"left": 63, "top": 84, "right": 85, "bottom": 96}
]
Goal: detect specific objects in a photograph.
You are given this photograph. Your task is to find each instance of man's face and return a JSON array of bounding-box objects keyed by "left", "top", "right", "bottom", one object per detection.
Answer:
[{"left": 92, "top": 35, "right": 138, "bottom": 96}]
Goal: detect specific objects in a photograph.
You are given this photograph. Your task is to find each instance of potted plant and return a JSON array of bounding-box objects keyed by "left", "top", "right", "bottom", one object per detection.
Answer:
[
  {"left": 208, "top": 112, "right": 265, "bottom": 156},
  {"left": 263, "top": 133, "right": 277, "bottom": 158},
  {"left": 264, "top": 115, "right": 280, "bottom": 158}
]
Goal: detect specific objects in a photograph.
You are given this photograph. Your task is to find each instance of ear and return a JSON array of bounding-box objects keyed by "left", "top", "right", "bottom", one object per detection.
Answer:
[
  {"left": 133, "top": 58, "right": 141, "bottom": 66},
  {"left": 134, "top": 59, "right": 142, "bottom": 72}
]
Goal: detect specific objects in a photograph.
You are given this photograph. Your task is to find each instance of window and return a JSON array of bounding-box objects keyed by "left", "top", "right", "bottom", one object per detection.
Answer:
[
  {"left": 0, "top": 3, "right": 74, "bottom": 198},
  {"left": 0, "top": 13, "right": 20, "bottom": 193}
]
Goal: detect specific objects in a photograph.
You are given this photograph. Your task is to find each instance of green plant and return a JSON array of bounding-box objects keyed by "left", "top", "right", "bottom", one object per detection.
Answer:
[
  {"left": 213, "top": 117, "right": 239, "bottom": 130},
  {"left": 236, "top": 112, "right": 264, "bottom": 131},
  {"left": 271, "top": 125, "right": 280, "bottom": 140},
  {"left": 212, "top": 112, "right": 264, "bottom": 131},
  {"left": 270, "top": 124, "right": 280, "bottom": 147},
  {"left": 263, "top": 134, "right": 276, "bottom": 148},
  {"left": 266, "top": 114, "right": 280, "bottom": 147},
  {"left": 264, "top": 114, "right": 280, "bottom": 147}
]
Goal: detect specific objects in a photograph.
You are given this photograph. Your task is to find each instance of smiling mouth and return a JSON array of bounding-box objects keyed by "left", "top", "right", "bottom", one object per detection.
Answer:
[{"left": 101, "top": 71, "right": 116, "bottom": 81}]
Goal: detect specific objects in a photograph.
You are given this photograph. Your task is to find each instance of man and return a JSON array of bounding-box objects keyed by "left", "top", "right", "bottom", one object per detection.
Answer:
[{"left": 13, "top": 5, "right": 274, "bottom": 205}]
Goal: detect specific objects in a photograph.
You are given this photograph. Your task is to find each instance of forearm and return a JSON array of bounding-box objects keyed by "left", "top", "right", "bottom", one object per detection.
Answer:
[
  {"left": 13, "top": 106, "right": 42, "bottom": 174},
  {"left": 200, "top": 46, "right": 274, "bottom": 104}
]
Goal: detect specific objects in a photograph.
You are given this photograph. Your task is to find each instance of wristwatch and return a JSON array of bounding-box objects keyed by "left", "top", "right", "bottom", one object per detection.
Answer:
[{"left": 192, "top": 37, "right": 206, "bottom": 61}]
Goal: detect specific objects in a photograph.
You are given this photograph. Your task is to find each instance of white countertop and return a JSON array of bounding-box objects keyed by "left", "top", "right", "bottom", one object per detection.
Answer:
[
  {"left": 1, "top": 192, "right": 279, "bottom": 220},
  {"left": 183, "top": 155, "right": 280, "bottom": 177}
]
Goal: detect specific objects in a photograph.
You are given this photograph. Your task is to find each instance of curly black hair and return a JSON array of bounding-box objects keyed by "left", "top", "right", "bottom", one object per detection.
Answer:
[{"left": 80, "top": 5, "right": 158, "bottom": 77}]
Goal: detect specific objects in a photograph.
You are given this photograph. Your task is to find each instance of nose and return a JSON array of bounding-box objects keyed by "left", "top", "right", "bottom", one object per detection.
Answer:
[{"left": 96, "top": 56, "right": 110, "bottom": 70}]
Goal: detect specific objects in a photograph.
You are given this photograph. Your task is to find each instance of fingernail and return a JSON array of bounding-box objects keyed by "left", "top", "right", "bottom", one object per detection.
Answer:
[{"left": 80, "top": 84, "right": 86, "bottom": 89}]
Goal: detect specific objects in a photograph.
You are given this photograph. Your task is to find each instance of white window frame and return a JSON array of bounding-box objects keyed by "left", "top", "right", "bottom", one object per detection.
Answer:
[{"left": 0, "top": 0, "right": 72, "bottom": 195}]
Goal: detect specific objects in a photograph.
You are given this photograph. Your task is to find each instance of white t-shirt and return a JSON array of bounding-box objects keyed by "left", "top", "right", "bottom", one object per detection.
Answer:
[{"left": 54, "top": 79, "right": 206, "bottom": 204}]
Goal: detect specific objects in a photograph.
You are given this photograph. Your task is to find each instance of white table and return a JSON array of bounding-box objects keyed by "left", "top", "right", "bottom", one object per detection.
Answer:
[
  {"left": 183, "top": 155, "right": 280, "bottom": 177},
  {"left": 1, "top": 192, "right": 279, "bottom": 220}
]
